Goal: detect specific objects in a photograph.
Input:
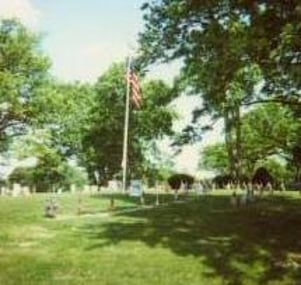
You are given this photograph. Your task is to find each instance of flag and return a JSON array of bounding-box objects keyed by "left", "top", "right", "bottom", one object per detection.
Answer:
[{"left": 128, "top": 64, "right": 142, "bottom": 108}]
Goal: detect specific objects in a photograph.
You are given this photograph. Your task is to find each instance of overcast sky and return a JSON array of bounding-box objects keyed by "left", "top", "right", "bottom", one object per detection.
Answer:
[{"left": 0, "top": 0, "right": 223, "bottom": 176}]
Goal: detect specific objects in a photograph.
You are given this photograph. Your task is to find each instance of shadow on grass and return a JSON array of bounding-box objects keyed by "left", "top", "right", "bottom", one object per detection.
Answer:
[
  {"left": 90, "top": 192, "right": 177, "bottom": 205},
  {"left": 81, "top": 194, "right": 301, "bottom": 285},
  {"left": 76, "top": 193, "right": 178, "bottom": 215}
]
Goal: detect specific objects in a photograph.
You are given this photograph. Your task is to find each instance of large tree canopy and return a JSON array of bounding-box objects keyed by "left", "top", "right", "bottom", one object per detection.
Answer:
[
  {"left": 80, "top": 63, "right": 178, "bottom": 184},
  {"left": 0, "top": 19, "right": 50, "bottom": 149},
  {"left": 139, "top": 1, "right": 301, "bottom": 94},
  {"left": 200, "top": 103, "right": 300, "bottom": 179},
  {"left": 139, "top": 1, "right": 301, "bottom": 180}
]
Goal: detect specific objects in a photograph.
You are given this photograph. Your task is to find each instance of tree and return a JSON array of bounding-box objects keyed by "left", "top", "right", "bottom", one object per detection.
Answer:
[
  {"left": 200, "top": 103, "right": 299, "bottom": 178},
  {"left": 288, "top": 145, "right": 301, "bottom": 181},
  {"left": 139, "top": 1, "right": 301, "bottom": 99},
  {"left": 200, "top": 143, "right": 229, "bottom": 175},
  {"left": 0, "top": 19, "right": 50, "bottom": 148},
  {"left": 32, "top": 80, "right": 96, "bottom": 157},
  {"left": 138, "top": 1, "right": 301, "bottom": 181},
  {"left": 255, "top": 158, "right": 293, "bottom": 185},
  {"left": 241, "top": 103, "right": 299, "bottom": 174},
  {"left": 141, "top": 140, "right": 175, "bottom": 186},
  {"left": 9, "top": 129, "right": 89, "bottom": 191},
  {"left": 81, "top": 63, "right": 177, "bottom": 184}
]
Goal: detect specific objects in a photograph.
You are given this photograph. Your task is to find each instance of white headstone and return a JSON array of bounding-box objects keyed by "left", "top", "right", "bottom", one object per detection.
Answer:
[
  {"left": 21, "top": 186, "right": 30, "bottom": 196},
  {"left": 70, "top": 184, "right": 76, "bottom": 194},
  {"left": 130, "top": 180, "right": 143, "bottom": 197},
  {"left": 91, "top": 185, "right": 98, "bottom": 194},
  {"left": 1, "top": 186, "right": 7, "bottom": 196},
  {"left": 194, "top": 182, "right": 203, "bottom": 195},
  {"left": 12, "top": 183, "right": 21, "bottom": 197},
  {"left": 83, "top": 185, "right": 90, "bottom": 194}
]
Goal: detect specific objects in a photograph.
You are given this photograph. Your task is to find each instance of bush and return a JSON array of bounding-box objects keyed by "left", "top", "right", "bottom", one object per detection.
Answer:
[
  {"left": 212, "top": 174, "right": 234, "bottom": 189},
  {"left": 252, "top": 167, "right": 273, "bottom": 187},
  {"left": 167, "top": 174, "right": 194, "bottom": 190},
  {"left": 212, "top": 174, "right": 249, "bottom": 189}
]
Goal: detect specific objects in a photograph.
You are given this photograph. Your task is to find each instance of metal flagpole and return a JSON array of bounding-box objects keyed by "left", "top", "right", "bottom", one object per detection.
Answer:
[{"left": 122, "top": 56, "right": 132, "bottom": 193}]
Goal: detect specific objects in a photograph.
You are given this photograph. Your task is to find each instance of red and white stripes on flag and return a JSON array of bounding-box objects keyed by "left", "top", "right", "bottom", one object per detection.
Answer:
[{"left": 128, "top": 67, "right": 142, "bottom": 108}]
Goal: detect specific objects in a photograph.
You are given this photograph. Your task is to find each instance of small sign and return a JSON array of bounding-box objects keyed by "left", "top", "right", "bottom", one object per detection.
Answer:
[{"left": 130, "top": 180, "right": 143, "bottom": 197}]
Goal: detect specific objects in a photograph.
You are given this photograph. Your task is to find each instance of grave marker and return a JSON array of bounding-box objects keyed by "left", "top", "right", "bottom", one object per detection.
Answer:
[{"left": 130, "top": 180, "right": 144, "bottom": 205}]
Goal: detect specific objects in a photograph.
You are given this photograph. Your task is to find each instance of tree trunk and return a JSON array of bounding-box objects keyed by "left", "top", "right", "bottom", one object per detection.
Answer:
[
  {"left": 224, "top": 105, "right": 242, "bottom": 183},
  {"left": 233, "top": 105, "right": 242, "bottom": 182},
  {"left": 224, "top": 110, "right": 235, "bottom": 179},
  {"left": 296, "top": 165, "right": 300, "bottom": 181}
]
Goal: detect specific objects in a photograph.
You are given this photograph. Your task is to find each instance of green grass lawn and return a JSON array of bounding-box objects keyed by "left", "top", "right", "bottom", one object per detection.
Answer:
[{"left": 0, "top": 191, "right": 301, "bottom": 285}]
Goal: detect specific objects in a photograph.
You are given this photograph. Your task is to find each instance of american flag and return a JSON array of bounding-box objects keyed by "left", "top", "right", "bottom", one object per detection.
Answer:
[{"left": 128, "top": 64, "right": 142, "bottom": 108}]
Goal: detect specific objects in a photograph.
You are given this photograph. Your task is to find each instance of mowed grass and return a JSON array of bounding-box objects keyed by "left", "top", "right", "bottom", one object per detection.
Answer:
[{"left": 0, "top": 191, "right": 301, "bottom": 285}]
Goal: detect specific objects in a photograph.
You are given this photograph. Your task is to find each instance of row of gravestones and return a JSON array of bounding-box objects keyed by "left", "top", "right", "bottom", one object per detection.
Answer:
[
  {"left": 70, "top": 182, "right": 121, "bottom": 194},
  {"left": 228, "top": 183, "right": 282, "bottom": 207},
  {"left": 69, "top": 184, "right": 99, "bottom": 194},
  {"left": 191, "top": 181, "right": 216, "bottom": 193},
  {"left": 0, "top": 184, "right": 100, "bottom": 196},
  {"left": 0, "top": 181, "right": 122, "bottom": 197},
  {"left": 0, "top": 184, "right": 31, "bottom": 196},
  {"left": 225, "top": 181, "right": 286, "bottom": 192}
]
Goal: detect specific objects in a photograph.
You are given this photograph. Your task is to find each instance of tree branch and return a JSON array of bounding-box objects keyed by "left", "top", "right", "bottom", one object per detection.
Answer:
[{"left": 242, "top": 98, "right": 301, "bottom": 107}]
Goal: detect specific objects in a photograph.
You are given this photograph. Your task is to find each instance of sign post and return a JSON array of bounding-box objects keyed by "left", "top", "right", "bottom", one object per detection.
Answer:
[{"left": 155, "top": 182, "right": 160, "bottom": 206}]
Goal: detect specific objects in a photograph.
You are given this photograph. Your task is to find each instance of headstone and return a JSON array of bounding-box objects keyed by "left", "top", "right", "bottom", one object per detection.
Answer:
[
  {"left": 12, "top": 183, "right": 21, "bottom": 197},
  {"left": 31, "top": 185, "right": 36, "bottom": 194},
  {"left": 258, "top": 183, "right": 264, "bottom": 196},
  {"left": 90, "top": 185, "right": 98, "bottom": 194},
  {"left": 194, "top": 181, "right": 203, "bottom": 195},
  {"left": 83, "top": 185, "right": 90, "bottom": 194},
  {"left": 130, "top": 180, "right": 143, "bottom": 197},
  {"left": 44, "top": 198, "right": 58, "bottom": 218},
  {"left": 21, "top": 186, "right": 30, "bottom": 196},
  {"left": 1, "top": 186, "right": 6, "bottom": 196},
  {"left": 241, "top": 182, "right": 247, "bottom": 191},
  {"left": 164, "top": 182, "right": 170, "bottom": 193},
  {"left": 280, "top": 181, "right": 286, "bottom": 192},
  {"left": 180, "top": 181, "right": 185, "bottom": 193},
  {"left": 266, "top": 182, "right": 273, "bottom": 194},
  {"left": 70, "top": 184, "right": 76, "bottom": 194},
  {"left": 94, "top": 170, "right": 100, "bottom": 185},
  {"left": 211, "top": 182, "right": 216, "bottom": 191},
  {"left": 108, "top": 180, "right": 120, "bottom": 193}
]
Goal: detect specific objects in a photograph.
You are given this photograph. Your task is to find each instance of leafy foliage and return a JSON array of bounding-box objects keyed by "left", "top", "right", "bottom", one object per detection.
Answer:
[
  {"left": 200, "top": 143, "right": 229, "bottom": 174},
  {"left": 80, "top": 63, "right": 178, "bottom": 183},
  {"left": 167, "top": 173, "right": 194, "bottom": 190},
  {"left": 0, "top": 19, "right": 50, "bottom": 148},
  {"left": 200, "top": 103, "right": 299, "bottom": 180},
  {"left": 139, "top": 1, "right": 301, "bottom": 180}
]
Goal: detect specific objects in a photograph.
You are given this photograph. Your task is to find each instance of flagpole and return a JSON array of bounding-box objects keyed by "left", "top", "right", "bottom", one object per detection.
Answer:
[{"left": 122, "top": 56, "right": 132, "bottom": 193}]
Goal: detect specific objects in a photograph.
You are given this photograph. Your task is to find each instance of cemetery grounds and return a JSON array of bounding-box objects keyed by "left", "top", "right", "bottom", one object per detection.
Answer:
[{"left": 0, "top": 190, "right": 300, "bottom": 285}]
